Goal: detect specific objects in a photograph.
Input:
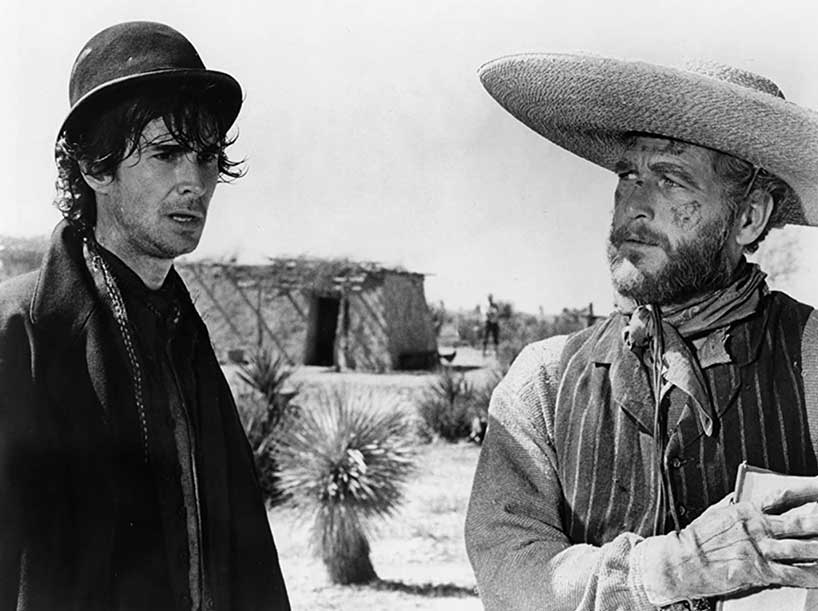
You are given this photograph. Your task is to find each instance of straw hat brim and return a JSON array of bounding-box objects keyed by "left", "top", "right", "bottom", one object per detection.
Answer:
[
  {"left": 58, "top": 68, "right": 242, "bottom": 143},
  {"left": 479, "top": 53, "right": 818, "bottom": 226}
]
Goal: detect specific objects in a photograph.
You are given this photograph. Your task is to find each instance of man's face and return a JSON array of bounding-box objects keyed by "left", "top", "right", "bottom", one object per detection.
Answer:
[
  {"left": 607, "top": 136, "right": 742, "bottom": 305},
  {"left": 95, "top": 117, "right": 220, "bottom": 263}
]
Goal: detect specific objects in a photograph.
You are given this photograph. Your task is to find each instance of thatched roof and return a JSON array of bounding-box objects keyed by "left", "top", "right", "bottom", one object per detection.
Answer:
[{"left": 180, "top": 256, "right": 425, "bottom": 294}]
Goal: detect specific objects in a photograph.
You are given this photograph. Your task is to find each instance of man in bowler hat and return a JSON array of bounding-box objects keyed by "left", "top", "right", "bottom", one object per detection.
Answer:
[{"left": 0, "top": 22, "right": 290, "bottom": 610}]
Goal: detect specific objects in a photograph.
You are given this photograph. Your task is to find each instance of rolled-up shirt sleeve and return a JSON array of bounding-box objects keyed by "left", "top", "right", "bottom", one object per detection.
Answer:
[{"left": 464, "top": 338, "right": 657, "bottom": 610}]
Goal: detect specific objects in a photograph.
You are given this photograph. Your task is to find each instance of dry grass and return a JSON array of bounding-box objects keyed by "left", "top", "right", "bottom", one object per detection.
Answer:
[{"left": 268, "top": 440, "right": 482, "bottom": 610}]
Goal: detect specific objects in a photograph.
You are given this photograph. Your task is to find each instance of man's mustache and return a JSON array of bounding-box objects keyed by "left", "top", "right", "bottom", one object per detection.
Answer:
[
  {"left": 609, "top": 224, "right": 672, "bottom": 251},
  {"left": 169, "top": 197, "right": 206, "bottom": 214}
]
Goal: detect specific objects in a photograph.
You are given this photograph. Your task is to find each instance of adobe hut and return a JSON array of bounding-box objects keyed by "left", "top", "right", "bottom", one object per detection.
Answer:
[{"left": 176, "top": 257, "right": 439, "bottom": 371}]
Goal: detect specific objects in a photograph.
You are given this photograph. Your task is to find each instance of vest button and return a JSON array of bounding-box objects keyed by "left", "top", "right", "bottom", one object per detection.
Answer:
[
  {"left": 677, "top": 503, "right": 687, "bottom": 517},
  {"left": 669, "top": 457, "right": 682, "bottom": 469}
]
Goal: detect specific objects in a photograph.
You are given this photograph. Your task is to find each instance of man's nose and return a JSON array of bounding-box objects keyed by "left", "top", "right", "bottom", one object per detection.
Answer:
[
  {"left": 175, "top": 153, "right": 207, "bottom": 196},
  {"left": 617, "top": 179, "right": 655, "bottom": 221}
]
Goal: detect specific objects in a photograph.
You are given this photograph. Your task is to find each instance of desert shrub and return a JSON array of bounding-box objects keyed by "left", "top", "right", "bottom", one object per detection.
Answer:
[
  {"left": 236, "top": 348, "right": 300, "bottom": 503},
  {"left": 276, "top": 386, "right": 415, "bottom": 584},
  {"left": 468, "top": 369, "right": 502, "bottom": 420},
  {"left": 417, "top": 367, "right": 476, "bottom": 441},
  {"left": 237, "top": 349, "right": 299, "bottom": 429},
  {"left": 235, "top": 394, "right": 286, "bottom": 502},
  {"left": 464, "top": 369, "right": 503, "bottom": 444}
]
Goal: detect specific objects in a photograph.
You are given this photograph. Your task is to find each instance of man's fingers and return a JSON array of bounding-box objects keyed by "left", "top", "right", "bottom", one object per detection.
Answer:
[
  {"left": 770, "top": 562, "right": 818, "bottom": 588},
  {"left": 761, "top": 479, "right": 818, "bottom": 514},
  {"left": 761, "top": 538, "right": 818, "bottom": 563},
  {"left": 766, "top": 510, "right": 818, "bottom": 538}
]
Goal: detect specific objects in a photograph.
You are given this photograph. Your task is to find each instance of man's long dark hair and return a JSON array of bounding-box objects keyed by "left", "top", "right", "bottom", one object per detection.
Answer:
[{"left": 54, "top": 82, "right": 244, "bottom": 233}]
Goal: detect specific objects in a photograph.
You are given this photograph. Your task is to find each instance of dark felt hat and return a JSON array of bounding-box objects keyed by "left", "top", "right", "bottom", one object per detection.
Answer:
[{"left": 58, "top": 21, "right": 242, "bottom": 142}]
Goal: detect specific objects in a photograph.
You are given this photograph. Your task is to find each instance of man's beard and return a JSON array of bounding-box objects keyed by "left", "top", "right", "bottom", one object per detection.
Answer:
[{"left": 607, "top": 218, "right": 735, "bottom": 306}]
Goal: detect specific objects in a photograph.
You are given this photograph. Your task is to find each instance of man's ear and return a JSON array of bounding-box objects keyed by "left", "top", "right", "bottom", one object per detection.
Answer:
[
  {"left": 80, "top": 165, "right": 115, "bottom": 196},
  {"left": 734, "top": 189, "right": 775, "bottom": 248}
]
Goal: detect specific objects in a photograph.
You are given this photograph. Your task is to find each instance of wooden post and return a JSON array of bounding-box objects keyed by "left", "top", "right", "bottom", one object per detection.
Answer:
[
  {"left": 257, "top": 285, "right": 263, "bottom": 349},
  {"left": 283, "top": 290, "right": 307, "bottom": 320}
]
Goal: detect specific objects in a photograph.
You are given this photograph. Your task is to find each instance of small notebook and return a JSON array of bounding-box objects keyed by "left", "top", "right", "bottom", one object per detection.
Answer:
[{"left": 716, "top": 462, "right": 818, "bottom": 611}]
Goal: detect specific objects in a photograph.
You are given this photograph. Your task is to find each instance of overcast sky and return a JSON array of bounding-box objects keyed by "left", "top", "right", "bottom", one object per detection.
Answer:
[{"left": 3, "top": 0, "right": 817, "bottom": 313}]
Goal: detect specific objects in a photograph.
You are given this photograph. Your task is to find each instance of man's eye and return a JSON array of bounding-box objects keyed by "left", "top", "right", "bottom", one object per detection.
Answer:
[
  {"left": 198, "top": 152, "right": 219, "bottom": 164},
  {"left": 617, "top": 171, "right": 637, "bottom": 181},
  {"left": 154, "top": 150, "right": 181, "bottom": 161},
  {"left": 660, "top": 176, "right": 683, "bottom": 188}
]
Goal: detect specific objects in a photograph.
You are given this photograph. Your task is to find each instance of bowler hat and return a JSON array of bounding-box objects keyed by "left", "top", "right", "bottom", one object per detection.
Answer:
[{"left": 59, "top": 21, "right": 242, "bottom": 142}]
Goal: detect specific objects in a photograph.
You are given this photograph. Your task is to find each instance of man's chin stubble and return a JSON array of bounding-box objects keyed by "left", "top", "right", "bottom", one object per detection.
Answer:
[{"left": 608, "top": 249, "right": 733, "bottom": 306}]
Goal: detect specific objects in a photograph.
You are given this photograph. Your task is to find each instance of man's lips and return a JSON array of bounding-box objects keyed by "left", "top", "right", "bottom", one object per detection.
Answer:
[{"left": 167, "top": 210, "right": 204, "bottom": 223}]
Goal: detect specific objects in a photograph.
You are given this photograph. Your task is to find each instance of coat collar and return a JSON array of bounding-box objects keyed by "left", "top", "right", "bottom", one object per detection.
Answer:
[
  {"left": 29, "top": 221, "right": 192, "bottom": 343},
  {"left": 589, "top": 313, "right": 626, "bottom": 366},
  {"left": 587, "top": 314, "right": 656, "bottom": 433},
  {"left": 587, "top": 308, "right": 762, "bottom": 435},
  {"left": 29, "top": 221, "right": 99, "bottom": 348}
]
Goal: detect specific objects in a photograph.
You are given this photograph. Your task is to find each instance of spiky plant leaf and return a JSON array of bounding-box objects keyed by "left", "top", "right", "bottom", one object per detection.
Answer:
[
  {"left": 238, "top": 348, "right": 294, "bottom": 403},
  {"left": 278, "top": 386, "right": 414, "bottom": 519},
  {"left": 237, "top": 347, "right": 299, "bottom": 434},
  {"left": 428, "top": 367, "right": 471, "bottom": 408},
  {"left": 416, "top": 367, "right": 478, "bottom": 441},
  {"left": 276, "top": 386, "right": 415, "bottom": 583}
]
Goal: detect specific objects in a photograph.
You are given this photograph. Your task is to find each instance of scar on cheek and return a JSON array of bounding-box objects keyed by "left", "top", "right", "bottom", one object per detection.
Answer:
[{"left": 671, "top": 200, "right": 702, "bottom": 229}]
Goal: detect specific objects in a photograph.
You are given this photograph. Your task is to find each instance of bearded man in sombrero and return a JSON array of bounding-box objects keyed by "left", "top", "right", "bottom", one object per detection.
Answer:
[{"left": 465, "top": 55, "right": 818, "bottom": 611}]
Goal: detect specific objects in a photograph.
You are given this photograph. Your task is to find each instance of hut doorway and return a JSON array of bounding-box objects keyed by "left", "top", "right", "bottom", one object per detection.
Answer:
[{"left": 304, "top": 296, "right": 340, "bottom": 366}]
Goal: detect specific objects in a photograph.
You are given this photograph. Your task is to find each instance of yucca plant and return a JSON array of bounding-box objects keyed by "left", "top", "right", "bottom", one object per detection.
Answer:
[
  {"left": 417, "top": 367, "right": 475, "bottom": 441},
  {"left": 276, "top": 387, "right": 415, "bottom": 584},
  {"left": 237, "top": 348, "right": 299, "bottom": 448},
  {"left": 236, "top": 348, "right": 300, "bottom": 503}
]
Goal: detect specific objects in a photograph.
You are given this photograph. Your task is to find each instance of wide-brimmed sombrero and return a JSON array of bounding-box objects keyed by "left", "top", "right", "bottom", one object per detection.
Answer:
[
  {"left": 58, "top": 21, "right": 242, "bottom": 144},
  {"left": 479, "top": 53, "right": 818, "bottom": 226}
]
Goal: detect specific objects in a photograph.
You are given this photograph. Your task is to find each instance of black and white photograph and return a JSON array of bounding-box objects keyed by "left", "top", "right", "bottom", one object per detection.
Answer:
[{"left": 2, "top": 1, "right": 818, "bottom": 609}]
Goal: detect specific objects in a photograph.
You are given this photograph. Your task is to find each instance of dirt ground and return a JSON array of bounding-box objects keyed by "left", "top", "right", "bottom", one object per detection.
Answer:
[
  {"left": 223, "top": 356, "right": 495, "bottom": 609},
  {"left": 268, "top": 440, "right": 483, "bottom": 611},
  {"left": 223, "top": 347, "right": 500, "bottom": 412}
]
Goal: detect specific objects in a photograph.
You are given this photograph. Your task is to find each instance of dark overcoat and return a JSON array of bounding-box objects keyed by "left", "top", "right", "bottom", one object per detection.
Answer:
[{"left": 0, "top": 222, "right": 290, "bottom": 610}]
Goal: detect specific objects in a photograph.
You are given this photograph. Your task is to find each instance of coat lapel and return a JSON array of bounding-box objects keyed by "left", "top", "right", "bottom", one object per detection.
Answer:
[
  {"left": 30, "top": 221, "right": 116, "bottom": 421},
  {"left": 591, "top": 314, "right": 655, "bottom": 435}
]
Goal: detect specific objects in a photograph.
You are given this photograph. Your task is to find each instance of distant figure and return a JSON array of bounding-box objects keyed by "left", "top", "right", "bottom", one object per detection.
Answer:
[
  {"left": 482, "top": 293, "right": 500, "bottom": 356},
  {"left": 431, "top": 299, "right": 446, "bottom": 337},
  {"left": 0, "top": 21, "right": 289, "bottom": 610}
]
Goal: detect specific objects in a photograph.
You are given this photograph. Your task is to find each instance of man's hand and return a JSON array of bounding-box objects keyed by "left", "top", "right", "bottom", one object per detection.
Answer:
[{"left": 635, "top": 483, "right": 818, "bottom": 606}]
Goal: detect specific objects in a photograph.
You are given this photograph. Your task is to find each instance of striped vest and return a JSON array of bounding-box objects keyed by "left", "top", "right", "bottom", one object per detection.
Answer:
[{"left": 552, "top": 291, "right": 815, "bottom": 545}]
